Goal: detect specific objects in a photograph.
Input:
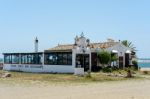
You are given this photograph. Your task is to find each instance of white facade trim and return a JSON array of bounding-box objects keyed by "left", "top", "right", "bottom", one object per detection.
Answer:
[{"left": 3, "top": 64, "right": 74, "bottom": 73}]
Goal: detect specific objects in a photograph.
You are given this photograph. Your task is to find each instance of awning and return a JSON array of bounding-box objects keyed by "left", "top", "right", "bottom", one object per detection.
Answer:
[
  {"left": 126, "top": 50, "right": 131, "bottom": 53},
  {"left": 111, "top": 50, "right": 118, "bottom": 53}
]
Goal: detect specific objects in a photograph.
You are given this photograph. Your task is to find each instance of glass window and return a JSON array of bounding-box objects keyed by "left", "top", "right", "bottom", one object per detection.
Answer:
[
  {"left": 12, "top": 54, "right": 19, "bottom": 64},
  {"left": 28, "top": 55, "right": 33, "bottom": 64},
  {"left": 48, "top": 54, "right": 53, "bottom": 64},
  {"left": 4, "top": 54, "right": 11, "bottom": 64},
  {"left": 57, "top": 53, "right": 63, "bottom": 65},
  {"left": 44, "top": 52, "right": 72, "bottom": 65},
  {"left": 21, "top": 54, "right": 27, "bottom": 64},
  {"left": 62, "top": 53, "right": 67, "bottom": 65},
  {"left": 4, "top": 53, "right": 43, "bottom": 64},
  {"left": 67, "top": 53, "right": 72, "bottom": 65},
  {"left": 33, "top": 54, "right": 38, "bottom": 64},
  {"left": 45, "top": 54, "right": 51, "bottom": 64},
  {"left": 38, "top": 54, "right": 43, "bottom": 64},
  {"left": 45, "top": 53, "right": 58, "bottom": 65},
  {"left": 21, "top": 53, "right": 42, "bottom": 64}
]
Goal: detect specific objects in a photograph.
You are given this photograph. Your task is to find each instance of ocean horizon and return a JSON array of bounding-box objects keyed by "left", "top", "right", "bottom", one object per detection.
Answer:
[
  {"left": 138, "top": 58, "right": 150, "bottom": 68},
  {"left": 0, "top": 58, "right": 3, "bottom": 63}
]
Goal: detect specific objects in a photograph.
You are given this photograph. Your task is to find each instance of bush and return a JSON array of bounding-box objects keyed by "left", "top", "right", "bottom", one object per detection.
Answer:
[
  {"left": 112, "top": 66, "right": 119, "bottom": 71},
  {"left": 98, "top": 50, "right": 111, "bottom": 67},
  {"left": 132, "top": 60, "right": 138, "bottom": 70},
  {"left": 102, "top": 67, "right": 112, "bottom": 73},
  {"left": 85, "top": 70, "right": 92, "bottom": 78},
  {"left": 92, "top": 66, "right": 102, "bottom": 72}
]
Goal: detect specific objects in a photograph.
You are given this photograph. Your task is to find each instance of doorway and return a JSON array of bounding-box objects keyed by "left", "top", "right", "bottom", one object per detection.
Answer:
[
  {"left": 125, "top": 53, "right": 130, "bottom": 67},
  {"left": 119, "top": 56, "right": 124, "bottom": 69},
  {"left": 91, "top": 53, "right": 98, "bottom": 72},
  {"left": 76, "top": 54, "right": 90, "bottom": 72}
]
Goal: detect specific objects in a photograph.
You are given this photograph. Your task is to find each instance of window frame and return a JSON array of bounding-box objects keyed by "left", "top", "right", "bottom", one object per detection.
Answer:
[{"left": 44, "top": 52, "right": 72, "bottom": 65}]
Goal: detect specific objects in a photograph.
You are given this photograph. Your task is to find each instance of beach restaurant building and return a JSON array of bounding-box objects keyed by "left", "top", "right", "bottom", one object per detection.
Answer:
[{"left": 3, "top": 34, "right": 134, "bottom": 75}]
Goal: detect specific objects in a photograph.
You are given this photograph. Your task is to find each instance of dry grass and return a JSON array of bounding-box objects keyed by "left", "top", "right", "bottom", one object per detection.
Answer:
[{"left": 0, "top": 70, "right": 143, "bottom": 86}]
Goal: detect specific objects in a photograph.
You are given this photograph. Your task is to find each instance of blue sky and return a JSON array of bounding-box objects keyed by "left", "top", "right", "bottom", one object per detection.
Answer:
[{"left": 0, "top": 0, "right": 150, "bottom": 58}]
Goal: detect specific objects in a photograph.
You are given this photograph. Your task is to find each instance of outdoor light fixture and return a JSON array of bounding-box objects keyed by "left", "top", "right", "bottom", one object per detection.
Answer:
[
  {"left": 120, "top": 52, "right": 122, "bottom": 55},
  {"left": 82, "top": 49, "right": 86, "bottom": 53},
  {"left": 126, "top": 50, "right": 131, "bottom": 54}
]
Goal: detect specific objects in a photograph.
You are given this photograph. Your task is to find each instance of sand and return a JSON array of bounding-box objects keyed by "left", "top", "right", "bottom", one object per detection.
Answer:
[
  {"left": 0, "top": 79, "right": 150, "bottom": 99},
  {"left": 140, "top": 67, "right": 150, "bottom": 71}
]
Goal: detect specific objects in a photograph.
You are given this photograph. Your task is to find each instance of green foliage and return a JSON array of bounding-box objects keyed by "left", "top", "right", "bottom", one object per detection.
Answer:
[
  {"left": 111, "top": 66, "right": 119, "bottom": 71},
  {"left": 102, "top": 67, "right": 112, "bottom": 73},
  {"left": 98, "top": 50, "right": 111, "bottom": 66},
  {"left": 121, "top": 40, "right": 136, "bottom": 51},
  {"left": 132, "top": 60, "right": 138, "bottom": 70},
  {"left": 124, "top": 67, "right": 131, "bottom": 72},
  {"left": 85, "top": 70, "right": 92, "bottom": 78},
  {"left": 110, "top": 54, "right": 118, "bottom": 67},
  {"left": 111, "top": 54, "right": 118, "bottom": 62},
  {"left": 0, "top": 70, "right": 131, "bottom": 84}
]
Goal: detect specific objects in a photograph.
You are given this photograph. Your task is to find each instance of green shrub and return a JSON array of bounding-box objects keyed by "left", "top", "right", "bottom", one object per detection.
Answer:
[
  {"left": 102, "top": 67, "right": 112, "bottom": 73},
  {"left": 112, "top": 66, "right": 119, "bottom": 71},
  {"left": 85, "top": 70, "right": 92, "bottom": 78},
  {"left": 132, "top": 60, "right": 138, "bottom": 70},
  {"left": 98, "top": 50, "right": 111, "bottom": 67}
]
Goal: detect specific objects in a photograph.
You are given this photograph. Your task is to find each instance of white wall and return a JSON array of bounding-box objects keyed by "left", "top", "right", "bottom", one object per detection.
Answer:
[
  {"left": 73, "top": 35, "right": 92, "bottom": 75},
  {"left": 43, "top": 65, "right": 74, "bottom": 73},
  {"left": 106, "top": 43, "right": 132, "bottom": 68},
  {"left": 3, "top": 64, "right": 74, "bottom": 73}
]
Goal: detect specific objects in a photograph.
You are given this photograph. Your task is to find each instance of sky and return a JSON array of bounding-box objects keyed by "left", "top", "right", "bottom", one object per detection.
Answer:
[{"left": 0, "top": 0, "right": 150, "bottom": 58}]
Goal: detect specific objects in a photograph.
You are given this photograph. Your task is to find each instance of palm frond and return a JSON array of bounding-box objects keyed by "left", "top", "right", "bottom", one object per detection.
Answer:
[{"left": 121, "top": 40, "right": 136, "bottom": 51}]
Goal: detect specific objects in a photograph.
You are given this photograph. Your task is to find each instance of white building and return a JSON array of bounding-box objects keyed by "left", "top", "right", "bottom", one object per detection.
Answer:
[{"left": 3, "top": 34, "right": 135, "bottom": 75}]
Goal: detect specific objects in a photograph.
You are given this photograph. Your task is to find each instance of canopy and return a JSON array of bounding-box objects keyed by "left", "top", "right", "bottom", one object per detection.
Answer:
[
  {"left": 126, "top": 50, "right": 131, "bottom": 53},
  {"left": 111, "top": 50, "right": 118, "bottom": 53}
]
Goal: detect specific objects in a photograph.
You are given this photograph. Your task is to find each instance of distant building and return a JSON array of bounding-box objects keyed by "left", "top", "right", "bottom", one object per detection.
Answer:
[{"left": 3, "top": 34, "right": 135, "bottom": 75}]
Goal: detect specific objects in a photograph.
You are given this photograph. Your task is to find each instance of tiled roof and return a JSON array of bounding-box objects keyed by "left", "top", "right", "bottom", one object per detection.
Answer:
[
  {"left": 45, "top": 44, "right": 73, "bottom": 52},
  {"left": 45, "top": 42, "right": 119, "bottom": 52},
  {"left": 90, "top": 42, "right": 119, "bottom": 49}
]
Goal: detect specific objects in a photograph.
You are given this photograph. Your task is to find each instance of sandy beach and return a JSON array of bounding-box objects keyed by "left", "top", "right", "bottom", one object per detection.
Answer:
[{"left": 0, "top": 79, "right": 150, "bottom": 99}]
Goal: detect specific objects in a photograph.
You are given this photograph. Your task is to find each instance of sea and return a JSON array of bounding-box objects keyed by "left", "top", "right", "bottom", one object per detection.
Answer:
[
  {"left": 0, "top": 58, "right": 3, "bottom": 63},
  {"left": 138, "top": 58, "right": 150, "bottom": 68}
]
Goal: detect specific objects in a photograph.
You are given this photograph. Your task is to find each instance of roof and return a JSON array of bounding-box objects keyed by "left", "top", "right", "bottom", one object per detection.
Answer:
[
  {"left": 45, "top": 42, "right": 119, "bottom": 52},
  {"left": 90, "top": 42, "right": 119, "bottom": 49},
  {"left": 45, "top": 44, "right": 73, "bottom": 52},
  {"left": 3, "top": 52, "right": 43, "bottom": 55},
  {"left": 106, "top": 43, "right": 132, "bottom": 53}
]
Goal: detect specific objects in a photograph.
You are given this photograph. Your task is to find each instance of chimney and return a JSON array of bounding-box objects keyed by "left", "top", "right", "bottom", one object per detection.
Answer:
[{"left": 35, "top": 37, "right": 38, "bottom": 52}]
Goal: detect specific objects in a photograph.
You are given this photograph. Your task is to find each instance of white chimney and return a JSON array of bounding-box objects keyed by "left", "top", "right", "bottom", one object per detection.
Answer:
[{"left": 35, "top": 37, "right": 38, "bottom": 52}]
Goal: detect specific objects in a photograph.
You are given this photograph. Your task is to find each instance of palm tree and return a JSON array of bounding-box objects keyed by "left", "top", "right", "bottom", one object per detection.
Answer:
[{"left": 121, "top": 40, "right": 136, "bottom": 51}]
